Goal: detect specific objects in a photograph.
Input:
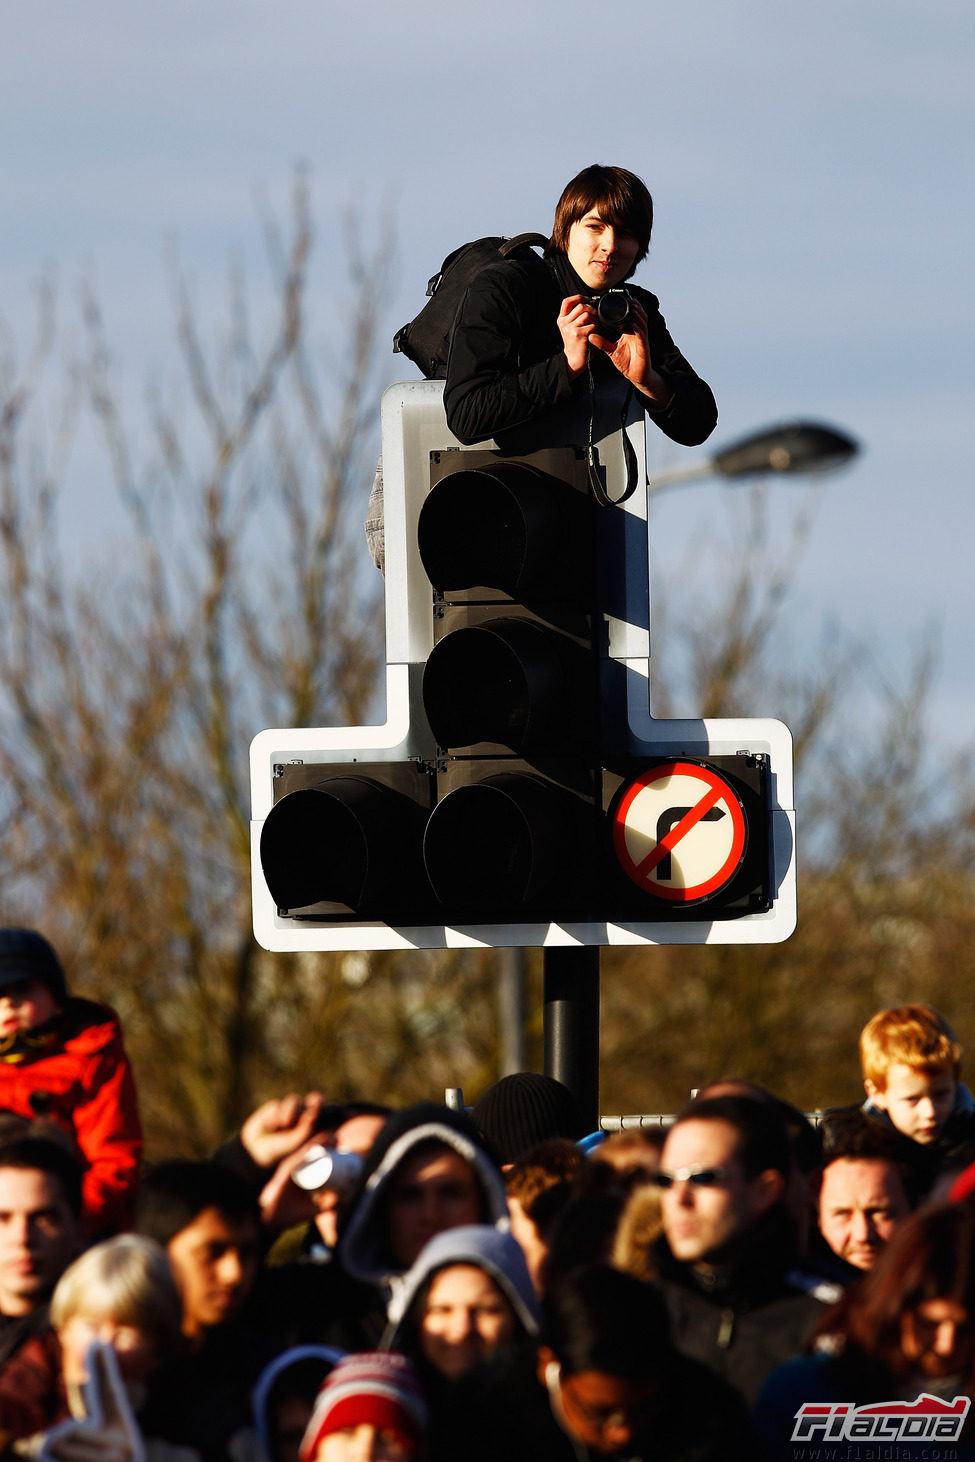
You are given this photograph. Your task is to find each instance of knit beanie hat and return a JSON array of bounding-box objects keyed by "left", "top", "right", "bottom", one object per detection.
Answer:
[
  {"left": 471, "top": 1073, "right": 585, "bottom": 1164},
  {"left": 0, "top": 930, "right": 68, "bottom": 1006},
  {"left": 299, "top": 1353, "right": 426, "bottom": 1462}
]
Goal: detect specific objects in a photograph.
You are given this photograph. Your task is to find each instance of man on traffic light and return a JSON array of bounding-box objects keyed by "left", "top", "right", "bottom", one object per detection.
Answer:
[
  {"left": 367, "top": 163, "right": 715, "bottom": 570},
  {"left": 444, "top": 162, "right": 716, "bottom": 455}
]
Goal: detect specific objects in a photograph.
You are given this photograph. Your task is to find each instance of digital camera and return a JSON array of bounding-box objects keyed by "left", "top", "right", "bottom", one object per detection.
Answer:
[
  {"left": 587, "top": 287, "right": 633, "bottom": 340},
  {"left": 290, "top": 1145, "right": 364, "bottom": 1198}
]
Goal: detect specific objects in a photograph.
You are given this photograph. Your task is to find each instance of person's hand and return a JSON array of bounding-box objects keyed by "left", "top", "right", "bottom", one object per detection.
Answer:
[
  {"left": 557, "top": 295, "right": 597, "bottom": 380},
  {"left": 591, "top": 298, "right": 673, "bottom": 407},
  {"left": 258, "top": 1137, "right": 329, "bottom": 1234},
  {"left": 240, "top": 1092, "right": 327, "bottom": 1169}
]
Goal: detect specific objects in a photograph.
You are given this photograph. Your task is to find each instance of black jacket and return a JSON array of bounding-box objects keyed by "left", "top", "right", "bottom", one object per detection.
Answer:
[
  {"left": 138, "top": 1320, "right": 278, "bottom": 1462},
  {"left": 443, "top": 251, "right": 717, "bottom": 454},
  {"left": 652, "top": 1209, "right": 834, "bottom": 1406}
]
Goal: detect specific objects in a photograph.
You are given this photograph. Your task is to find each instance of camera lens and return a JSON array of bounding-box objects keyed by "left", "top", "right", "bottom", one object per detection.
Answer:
[{"left": 597, "top": 291, "right": 631, "bottom": 330}]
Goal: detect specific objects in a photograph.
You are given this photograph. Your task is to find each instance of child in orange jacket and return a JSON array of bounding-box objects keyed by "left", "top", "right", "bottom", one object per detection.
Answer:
[{"left": 0, "top": 928, "right": 142, "bottom": 1235}]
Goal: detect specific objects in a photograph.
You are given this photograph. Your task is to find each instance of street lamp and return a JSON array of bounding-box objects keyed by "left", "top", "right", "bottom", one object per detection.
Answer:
[{"left": 649, "top": 419, "right": 860, "bottom": 494}]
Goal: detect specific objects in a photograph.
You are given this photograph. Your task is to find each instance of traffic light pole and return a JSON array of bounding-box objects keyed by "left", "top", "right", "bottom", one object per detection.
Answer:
[{"left": 543, "top": 947, "right": 600, "bottom": 1133}]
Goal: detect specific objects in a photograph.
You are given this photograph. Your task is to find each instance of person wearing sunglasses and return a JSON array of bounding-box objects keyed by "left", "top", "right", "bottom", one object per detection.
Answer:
[{"left": 651, "top": 1094, "right": 838, "bottom": 1407}]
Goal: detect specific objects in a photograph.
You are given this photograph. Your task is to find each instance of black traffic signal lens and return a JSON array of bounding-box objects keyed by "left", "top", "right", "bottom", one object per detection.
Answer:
[
  {"left": 422, "top": 618, "right": 590, "bottom": 752},
  {"left": 259, "top": 776, "right": 428, "bottom": 915},
  {"left": 423, "top": 773, "right": 589, "bottom": 912},
  {"left": 418, "top": 462, "right": 593, "bottom": 600}
]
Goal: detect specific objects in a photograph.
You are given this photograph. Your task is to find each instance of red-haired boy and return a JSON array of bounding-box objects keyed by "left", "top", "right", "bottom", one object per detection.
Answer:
[{"left": 858, "top": 1003, "right": 974, "bottom": 1193}]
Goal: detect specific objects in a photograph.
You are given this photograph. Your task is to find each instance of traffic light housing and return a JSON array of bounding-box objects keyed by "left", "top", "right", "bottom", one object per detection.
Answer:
[
  {"left": 418, "top": 447, "right": 601, "bottom": 922},
  {"left": 251, "top": 380, "right": 796, "bottom": 950}
]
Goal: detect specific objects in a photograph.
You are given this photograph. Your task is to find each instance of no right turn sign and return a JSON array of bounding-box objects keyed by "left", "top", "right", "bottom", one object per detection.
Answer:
[{"left": 611, "top": 760, "right": 748, "bottom": 903}]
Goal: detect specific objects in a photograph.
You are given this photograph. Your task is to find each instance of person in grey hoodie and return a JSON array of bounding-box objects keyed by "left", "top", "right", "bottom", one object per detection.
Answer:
[
  {"left": 339, "top": 1105, "right": 509, "bottom": 1291},
  {"left": 382, "top": 1224, "right": 540, "bottom": 1386},
  {"left": 323, "top": 1103, "right": 509, "bottom": 1351}
]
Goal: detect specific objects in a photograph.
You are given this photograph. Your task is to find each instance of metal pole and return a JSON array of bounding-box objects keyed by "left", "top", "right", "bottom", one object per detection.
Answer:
[
  {"left": 543, "top": 946, "right": 600, "bottom": 1132},
  {"left": 497, "top": 947, "right": 527, "bottom": 1076}
]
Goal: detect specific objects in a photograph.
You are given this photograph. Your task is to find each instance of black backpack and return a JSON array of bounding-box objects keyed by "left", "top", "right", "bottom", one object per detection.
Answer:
[{"left": 392, "top": 232, "right": 549, "bottom": 380}]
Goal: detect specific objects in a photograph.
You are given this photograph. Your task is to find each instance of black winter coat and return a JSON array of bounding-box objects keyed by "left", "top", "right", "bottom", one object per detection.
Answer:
[
  {"left": 443, "top": 251, "right": 717, "bottom": 454},
  {"left": 651, "top": 1212, "right": 834, "bottom": 1406}
]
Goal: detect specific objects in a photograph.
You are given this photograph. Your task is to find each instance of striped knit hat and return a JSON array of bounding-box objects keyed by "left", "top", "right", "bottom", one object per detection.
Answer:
[{"left": 299, "top": 1353, "right": 426, "bottom": 1462}]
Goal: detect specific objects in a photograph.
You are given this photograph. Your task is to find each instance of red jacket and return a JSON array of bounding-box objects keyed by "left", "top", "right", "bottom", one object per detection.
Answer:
[{"left": 0, "top": 998, "right": 142, "bottom": 1234}]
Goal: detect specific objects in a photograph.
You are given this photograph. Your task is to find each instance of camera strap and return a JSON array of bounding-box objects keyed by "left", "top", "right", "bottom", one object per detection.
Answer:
[{"left": 585, "top": 362, "right": 639, "bottom": 508}]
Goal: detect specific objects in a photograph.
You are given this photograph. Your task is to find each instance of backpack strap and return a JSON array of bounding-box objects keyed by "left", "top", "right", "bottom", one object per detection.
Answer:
[
  {"left": 498, "top": 232, "right": 550, "bottom": 258},
  {"left": 424, "top": 234, "right": 547, "bottom": 297}
]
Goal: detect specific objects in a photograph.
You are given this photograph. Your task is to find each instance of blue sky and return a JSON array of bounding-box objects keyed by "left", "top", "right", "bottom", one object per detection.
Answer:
[{"left": 3, "top": 1, "right": 973, "bottom": 749}]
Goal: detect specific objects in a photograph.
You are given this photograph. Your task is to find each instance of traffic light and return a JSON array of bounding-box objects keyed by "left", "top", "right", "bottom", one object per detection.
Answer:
[
  {"left": 257, "top": 759, "right": 437, "bottom": 925},
  {"left": 250, "top": 380, "right": 797, "bottom": 951},
  {"left": 418, "top": 447, "right": 602, "bottom": 922}
]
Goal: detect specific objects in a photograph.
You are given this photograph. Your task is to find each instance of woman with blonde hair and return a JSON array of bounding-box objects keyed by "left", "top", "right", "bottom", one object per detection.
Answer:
[{"left": 0, "top": 1235, "right": 194, "bottom": 1462}]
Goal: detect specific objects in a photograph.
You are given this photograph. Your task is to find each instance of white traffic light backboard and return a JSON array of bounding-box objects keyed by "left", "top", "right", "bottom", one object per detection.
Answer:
[{"left": 250, "top": 381, "right": 796, "bottom": 951}]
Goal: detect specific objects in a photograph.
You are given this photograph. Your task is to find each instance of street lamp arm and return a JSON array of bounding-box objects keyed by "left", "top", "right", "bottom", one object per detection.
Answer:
[{"left": 649, "top": 419, "right": 860, "bottom": 496}]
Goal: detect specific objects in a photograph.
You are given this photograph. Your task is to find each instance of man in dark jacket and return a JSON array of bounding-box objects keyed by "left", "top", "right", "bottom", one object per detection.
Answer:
[
  {"left": 258, "top": 1101, "right": 510, "bottom": 1353},
  {"left": 135, "top": 1160, "right": 274, "bottom": 1462},
  {"left": 367, "top": 164, "right": 715, "bottom": 572},
  {"left": 652, "top": 1094, "right": 836, "bottom": 1405},
  {"left": 331, "top": 1100, "right": 509, "bottom": 1345},
  {"left": 443, "top": 163, "right": 716, "bottom": 457}
]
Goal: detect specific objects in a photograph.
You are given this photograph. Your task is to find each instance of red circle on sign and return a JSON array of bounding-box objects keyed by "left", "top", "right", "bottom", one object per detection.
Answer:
[{"left": 611, "top": 761, "right": 747, "bottom": 903}]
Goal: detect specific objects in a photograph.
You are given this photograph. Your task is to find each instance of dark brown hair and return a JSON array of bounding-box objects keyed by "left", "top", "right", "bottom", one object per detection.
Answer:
[
  {"left": 670, "top": 1094, "right": 792, "bottom": 1179},
  {"left": 505, "top": 1138, "right": 583, "bottom": 1220},
  {"left": 0, "top": 1135, "right": 84, "bottom": 1217},
  {"left": 549, "top": 165, "right": 653, "bottom": 267}
]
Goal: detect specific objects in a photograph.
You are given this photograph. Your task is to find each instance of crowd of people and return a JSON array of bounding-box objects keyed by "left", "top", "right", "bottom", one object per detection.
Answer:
[{"left": 1, "top": 927, "right": 975, "bottom": 1460}]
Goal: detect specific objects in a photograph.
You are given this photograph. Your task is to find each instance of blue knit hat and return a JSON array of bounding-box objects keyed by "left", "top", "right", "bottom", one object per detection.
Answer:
[{"left": 0, "top": 929, "right": 68, "bottom": 1005}]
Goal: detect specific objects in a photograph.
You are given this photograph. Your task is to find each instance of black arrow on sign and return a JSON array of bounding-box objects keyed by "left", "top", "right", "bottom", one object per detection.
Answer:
[{"left": 654, "top": 804, "right": 726, "bottom": 882}]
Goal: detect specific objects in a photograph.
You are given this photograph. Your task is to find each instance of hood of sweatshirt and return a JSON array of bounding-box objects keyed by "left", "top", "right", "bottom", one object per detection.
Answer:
[
  {"left": 382, "top": 1223, "right": 540, "bottom": 1348},
  {"left": 337, "top": 1103, "right": 509, "bottom": 1290},
  {"left": 250, "top": 1345, "right": 345, "bottom": 1461}
]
